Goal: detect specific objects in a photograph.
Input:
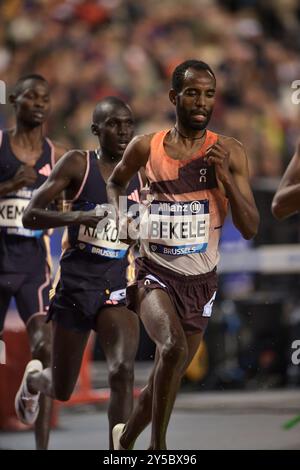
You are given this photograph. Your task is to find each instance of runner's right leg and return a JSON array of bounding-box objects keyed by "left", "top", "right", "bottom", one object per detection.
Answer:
[
  {"left": 96, "top": 305, "right": 139, "bottom": 449},
  {"left": 15, "top": 320, "right": 90, "bottom": 426},
  {"left": 116, "top": 287, "right": 188, "bottom": 450},
  {"left": 29, "top": 320, "right": 90, "bottom": 400},
  {"left": 117, "top": 288, "right": 205, "bottom": 450},
  {"left": 0, "top": 287, "right": 11, "bottom": 342}
]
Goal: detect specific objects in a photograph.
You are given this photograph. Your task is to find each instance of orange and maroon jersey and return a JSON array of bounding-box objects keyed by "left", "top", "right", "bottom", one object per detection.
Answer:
[{"left": 139, "top": 129, "right": 228, "bottom": 275}]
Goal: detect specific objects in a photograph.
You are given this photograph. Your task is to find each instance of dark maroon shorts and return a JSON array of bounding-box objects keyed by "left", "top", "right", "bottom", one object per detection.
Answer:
[{"left": 126, "top": 257, "right": 218, "bottom": 336}]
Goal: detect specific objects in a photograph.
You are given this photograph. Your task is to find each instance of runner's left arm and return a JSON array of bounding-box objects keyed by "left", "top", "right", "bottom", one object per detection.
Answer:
[
  {"left": 272, "top": 140, "right": 300, "bottom": 220},
  {"left": 206, "top": 137, "right": 259, "bottom": 240}
]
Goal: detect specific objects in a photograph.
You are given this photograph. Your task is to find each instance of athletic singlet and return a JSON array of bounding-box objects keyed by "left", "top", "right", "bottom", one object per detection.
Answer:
[
  {"left": 0, "top": 129, "right": 55, "bottom": 273},
  {"left": 139, "top": 129, "right": 228, "bottom": 276},
  {"left": 62, "top": 150, "right": 141, "bottom": 278}
]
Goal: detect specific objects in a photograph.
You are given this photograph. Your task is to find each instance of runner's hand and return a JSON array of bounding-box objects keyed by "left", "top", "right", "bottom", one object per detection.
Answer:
[{"left": 12, "top": 165, "right": 38, "bottom": 189}]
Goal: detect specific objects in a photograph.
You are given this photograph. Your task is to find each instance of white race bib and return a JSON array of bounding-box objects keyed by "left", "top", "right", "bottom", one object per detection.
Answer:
[
  {"left": 0, "top": 197, "right": 42, "bottom": 238},
  {"left": 141, "top": 199, "right": 210, "bottom": 256},
  {"left": 0, "top": 198, "right": 28, "bottom": 228},
  {"left": 77, "top": 219, "right": 128, "bottom": 259}
]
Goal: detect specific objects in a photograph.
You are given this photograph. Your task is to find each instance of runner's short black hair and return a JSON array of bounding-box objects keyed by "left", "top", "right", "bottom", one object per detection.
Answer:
[
  {"left": 13, "top": 74, "right": 48, "bottom": 96},
  {"left": 172, "top": 60, "right": 216, "bottom": 93},
  {"left": 92, "top": 96, "right": 131, "bottom": 123}
]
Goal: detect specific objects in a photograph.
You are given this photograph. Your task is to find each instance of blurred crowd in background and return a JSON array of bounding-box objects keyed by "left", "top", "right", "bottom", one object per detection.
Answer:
[
  {"left": 1, "top": 0, "right": 300, "bottom": 179},
  {"left": 1, "top": 0, "right": 300, "bottom": 390}
]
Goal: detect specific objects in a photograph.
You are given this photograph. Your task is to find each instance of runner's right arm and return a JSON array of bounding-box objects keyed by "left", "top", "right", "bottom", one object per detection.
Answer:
[
  {"left": 22, "top": 150, "right": 104, "bottom": 229},
  {"left": 107, "top": 134, "right": 151, "bottom": 213},
  {"left": 0, "top": 165, "right": 37, "bottom": 196},
  {"left": 0, "top": 141, "right": 68, "bottom": 198},
  {"left": 272, "top": 141, "right": 300, "bottom": 220}
]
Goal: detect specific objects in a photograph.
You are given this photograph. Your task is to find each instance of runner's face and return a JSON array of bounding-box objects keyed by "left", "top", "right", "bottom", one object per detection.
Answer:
[
  {"left": 97, "top": 107, "right": 134, "bottom": 159},
  {"left": 174, "top": 68, "right": 216, "bottom": 131},
  {"left": 14, "top": 80, "right": 51, "bottom": 128}
]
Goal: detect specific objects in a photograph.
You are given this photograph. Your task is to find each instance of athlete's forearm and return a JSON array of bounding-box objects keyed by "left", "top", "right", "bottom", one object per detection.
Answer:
[
  {"left": 223, "top": 176, "right": 259, "bottom": 240},
  {"left": 272, "top": 184, "right": 300, "bottom": 220},
  {"left": 106, "top": 180, "right": 127, "bottom": 214},
  {"left": 22, "top": 208, "right": 83, "bottom": 229},
  {"left": 0, "top": 179, "right": 20, "bottom": 197}
]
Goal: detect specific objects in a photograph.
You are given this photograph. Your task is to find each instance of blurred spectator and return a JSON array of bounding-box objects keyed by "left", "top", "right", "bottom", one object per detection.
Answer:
[{"left": 0, "top": 0, "right": 300, "bottom": 177}]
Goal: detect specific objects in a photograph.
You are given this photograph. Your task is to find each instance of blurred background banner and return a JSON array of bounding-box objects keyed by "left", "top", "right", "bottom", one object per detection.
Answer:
[{"left": 1, "top": 0, "right": 300, "bottom": 394}]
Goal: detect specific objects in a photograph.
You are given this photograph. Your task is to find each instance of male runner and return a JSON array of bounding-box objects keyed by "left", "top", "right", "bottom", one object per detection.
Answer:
[
  {"left": 272, "top": 140, "right": 300, "bottom": 219},
  {"left": 15, "top": 97, "right": 140, "bottom": 449},
  {"left": 107, "top": 60, "right": 259, "bottom": 449},
  {"left": 0, "top": 74, "right": 66, "bottom": 449}
]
